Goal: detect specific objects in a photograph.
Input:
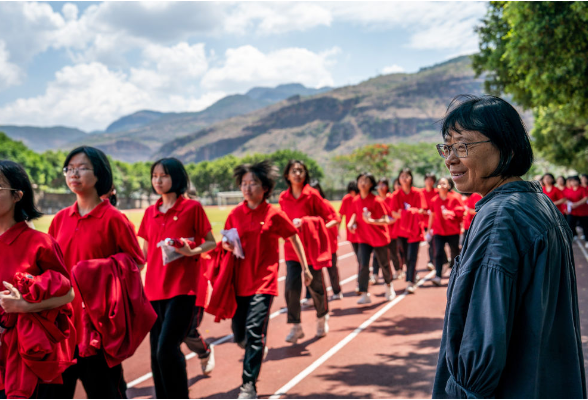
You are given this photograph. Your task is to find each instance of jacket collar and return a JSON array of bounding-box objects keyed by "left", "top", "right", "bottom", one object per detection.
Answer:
[
  {"left": 0, "top": 221, "right": 29, "bottom": 246},
  {"left": 68, "top": 199, "right": 110, "bottom": 219},
  {"left": 476, "top": 180, "right": 542, "bottom": 212}
]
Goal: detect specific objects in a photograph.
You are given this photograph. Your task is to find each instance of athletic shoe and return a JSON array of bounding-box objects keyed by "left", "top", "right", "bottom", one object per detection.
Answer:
[
  {"left": 200, "top": 346, "right": 215, "bottom": 376},
  {"left": 316, "top": 314, "right": 329, "bottom": 337},
  {"left": 406, "top": 283, "right": 416, "bottom": 294},
  {"left": 397, "top": 271, "right": 406, "bottom": 280},
  {"left": 238, "top": 382, "right": 257, "bottom": 399},
  {"left": 427, "top": 262, "right": 435, "bottom": 271},
  {"left": 432, "top": 276, "right": 442, "bottom": 286},
  {"left": 285, "top": 324, "right": 304, "bottom": 344},
  {"left": 369, "top": 274, "right": 377, "bottom": 285},
  {"left": 263, "top": 346, "right": 269, "bottom": 361},
  {"left": 330, "top": 292, "right": 343, "bottom": 301},
  {"left": 302, "top": 298, "right": 314, "bottom": 308},
  {"left": 385, "top": 283, "right": 396, "bottom": 301},
  {"left": 392, "top": 271, "right": 399, "bottom": 280},
  {"left": 357, "top": 293, "right": 372, "bottom": 304}
]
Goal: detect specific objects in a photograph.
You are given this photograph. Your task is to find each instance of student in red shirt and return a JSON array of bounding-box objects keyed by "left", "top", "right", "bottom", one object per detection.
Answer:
[
  {"left": 48, "top": 147, "right": 145, "bottom": 398},
  {"left": 462, "top": 192, "right": 483, "bottom": 239},
  {"left": 309, "top": 180, "right": 343, "bottom": 300},
  {"left": 427, "top": 177, "right": 464, "bottom": 286},
  {"left": 225, "top": 161, "right": 305, "bottom": 399},
  {"left": 556, "top": 176, "right": 566, "bottom": 192},
  {"left": 541, "top": 173, "right": 566, "bottom": 215},
  {"left": 563, "top": 175, "right": 588, "bottom": 243},
  {"left": 279, "top": 160, "right": 337, "bottom": 343},
  {"left": 138, "top": 158, "right": 216, "bottom": 398},
  {"left": 339, "top": 181, "right": 359, "bottom": 264},
  {"left": 421, "top": 173, "right": 438, "bottom": 272},
  {"left": 0, "top": 161, "right": 75, "bottom": 398},
  {"left": 347, "top": 172, "right": 396, "bottom": 304},
  {"left": 390, "top": 168, "right": 426, "bottom": 294}
]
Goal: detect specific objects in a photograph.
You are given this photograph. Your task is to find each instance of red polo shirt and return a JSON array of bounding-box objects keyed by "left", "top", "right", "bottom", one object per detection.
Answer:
[
  {"left": 390, "top": 187, "right": 426, "bottom": 239},
  {"left": 351, "top": 192, "right": 391, "bottom": 247},
  {"left": 1, "top": 221, "right": 70, "bottom": 284},
  {"left": 563, "top": 187, "right": 588, "bottom": 217},
  {"left": 279, "top": 185, "right": 332, "bottom": 262},
  {"left": 543, "top": 186, "right": 565, "bottom": 214},
  {"left": 225, "top": 201, "right": 298, "bottom": 297},
  {"left": 339, "top": 193, "right": 358, "bottom": 243},
  {"left": 383, "top": 192, "right": 397, "bottom": 240},
  {"left": 430, "top": 193, "right": 465, "bottom": 236},
  {"left": 420, "top": 187, "right": 438, "bottom": 227},
  {"left": 463, "top": 193, "right": 483, "bottom": 230},
  {"left": 48, "top": 199, "right": 144, "bottom": 343},
  {"left": 323, "top": 199, "right": 341, "bottom": 252},
  {"left": 138, "top": 196, "right": 212, "bottom": 301}
]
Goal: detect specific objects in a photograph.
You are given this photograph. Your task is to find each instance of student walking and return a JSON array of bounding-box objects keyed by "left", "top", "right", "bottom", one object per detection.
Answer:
[
  {"left": 339, "top": 181, "right": 360, "bottom": 267},
  {"left": 563, "top": 175, "right": 588, "bottom": 243},
  {"left": 541, "top": 173, "right": 566, "bottom": 214},
  {"left": 138, "top": 158, "right": 216, "bottom": 398},
  {"left": 421, "top": 173, "right": 438, "bottom": 271}
]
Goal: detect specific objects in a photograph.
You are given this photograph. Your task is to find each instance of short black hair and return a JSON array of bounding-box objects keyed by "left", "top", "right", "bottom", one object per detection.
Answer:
[
  {"left": 568, "top": 175, "right": 581, "bottom": 183},
  {"left": 356, "top": 172, "right": 377, "bottom": 192},
  {"left": 234, "top": 160, "right": 278, "bottom": 200},
  {"left": 441, "top": 95, "right": 533, "bottom": 179},
  {"left": 378, "top": 178, "right": 389, "bottom": 188},
  {"left": 151, "top": 158, "right": 190, "bottom": 197},
  {"left": 438, "top": 176, "right": 455, "bottom": 191},
  {"left": 397, "top": 168, "right": 413, "bottom": 185},
  {"left": 346, "top": 181, "right": 358, "bottom": 194},
  {"left": 581, "top": 174, "right": 588, "bottom": 181},
  {"left": 309, "top": 179, "right": 326, "bottom": 199},
  {"left": 425, "top": 173, "right": 437, "bottom": 183},
  {"left": 541, "top": 173, "right": 556, "bottom": 186},
  {"left": 557, "top": 175, "right": 567, "bottom": 185},
  {"left": 283, "top": 159, "right": 310, "bottom": 187},
  {"left": 64, "top": 146, "right": 113, "bottom": 197},
  {"left": 0, "top": 160, "right": 43, "bottom": 222}
]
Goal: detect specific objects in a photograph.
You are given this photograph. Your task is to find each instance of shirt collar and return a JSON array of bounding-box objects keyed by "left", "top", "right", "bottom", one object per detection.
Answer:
[
  {"left": 286, "top": 184, "right": 312, "bottom": 201},
  {"left": 475, "top": 180, "right": 542, "bottom": 212},
  {"left": 154, "top": 195, "right": 187, "bottom": 216},
  {"left": 0, "top": 221, "right": 29, "bottom": 246},
  {"left": 242, "top": 199, "right": 269, "bottom": 215},
  {"left": 68, "top": 199, "right": 110, "bottom": 219}
]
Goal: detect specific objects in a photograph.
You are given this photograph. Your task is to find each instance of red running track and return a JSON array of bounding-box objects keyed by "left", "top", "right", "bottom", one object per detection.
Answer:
[{"left": 73, "top": 239, "right": 588, "bottom": 399}]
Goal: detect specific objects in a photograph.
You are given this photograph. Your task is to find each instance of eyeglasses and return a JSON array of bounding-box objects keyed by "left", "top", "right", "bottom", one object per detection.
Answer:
[
  {"left": 436, "top": 140, "right": 491, "bottom": 159},
  {"left": 0, "top": 186, "right": 18, "bottom": 192},
  {"left": 240, "top": 182, "right": 261, "bottom": 189},
  {"left": 63, "top": 167, "right": 94, "bottom": 176}
]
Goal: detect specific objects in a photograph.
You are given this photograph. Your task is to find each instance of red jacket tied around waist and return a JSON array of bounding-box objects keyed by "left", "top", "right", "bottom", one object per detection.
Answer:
[
  {"left": 71, "top": 253, "right": 157, "bottom": 368},
  {"left": 298, "top": 216, "right": 332, "bottom": 270},
  {"left": 0, "top": 270, "right": 76, "bottom": 399}
]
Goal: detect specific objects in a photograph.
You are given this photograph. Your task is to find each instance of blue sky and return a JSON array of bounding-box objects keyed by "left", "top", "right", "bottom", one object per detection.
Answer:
[{"left": 0, "top": 1, "right": 488, "bottom": 132}]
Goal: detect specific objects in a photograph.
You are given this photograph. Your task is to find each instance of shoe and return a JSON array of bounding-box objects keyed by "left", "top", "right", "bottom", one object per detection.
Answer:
[
  {"left": 432, "top": 276, "right": 442, "bottom": 286},
  {"left": 392, "top": 271, "right": 399, "bottom": 280},
  {"left": 427, "top": 262, "right": 435, "bottom": 271},
  {"left": 263, "top": 346, "right": 269, "bottom": 361},
  {"left": 316, "top": 314, "right": 329, "bottom": 337},
  {"left": 200, "top": 346, "right": 215, "bottom": 375},
  {"left": 369, "top": 274, "right": 377, "bottom": 285},
  {"left": 385, "top": 283, "right": 396, "bottom": 301},
  {"left": 285, "top": 324, "right": 304, "bottom": 344},
  {"left": 406, "top": 283, "right": 416, "bottom": 294},
  {"left": 303, "top": 298, "right": 314, "bottom": 308},
  {"left": 238, "top": 382, "right": 257, "bottom": 399},
  {"left": 330, "top": 292, "right": 343, "bottom": 301},
  {"left": 357, "top": 293, "right": 372, "bottom": 304},
  {"left": 397, "top": 271, "right": 406, "bottom": 280}
]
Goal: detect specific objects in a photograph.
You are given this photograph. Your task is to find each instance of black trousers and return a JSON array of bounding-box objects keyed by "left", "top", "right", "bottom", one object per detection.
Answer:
[
  {"left": 567, "top": 214, "right": 588, "bottom": 238},
  {"left": 425, "top": 228, "right": 434, "bottom": 263},
  {"left": 183, "top": 305, "right": 211, "bottom": 359},
  {"left": 372, "top": 239, "right": 402, "bottom": 276},
  {"left": 305, "top": 253, "right": 342, "bottom": 298},
  {"left": 357, "top": 243, "right": 392, "bottom": 293},
  {"left": 232, "top": 294, "right": 273, "bottom": 389},
  {"left": 351, "top": 242, "right": 360, "bottom": 275},
  {"left": 433, "top": 234, "right": 460, "bottom": 278},
  {"left": 397, "top": 237, "right": 420, "bottom": 284},
  {"left": 150, "top": 295, "right": 196, "bottom": 399},
  {"left": 285, "top": 261, "right": 328, "bottom": 324},
  {"left": 43, "top": 347, "right": 127, "bottom": 399}
]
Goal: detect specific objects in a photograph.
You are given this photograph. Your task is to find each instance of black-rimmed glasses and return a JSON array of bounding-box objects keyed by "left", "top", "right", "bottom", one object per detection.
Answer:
[{"left": 436, "top": 140, "right": 491, "bottom": 159}]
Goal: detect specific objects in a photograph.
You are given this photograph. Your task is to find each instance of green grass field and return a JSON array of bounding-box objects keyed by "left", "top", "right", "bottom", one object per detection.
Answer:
[{"left": 34, "top": 201, "right": 343, "bottom": 240}]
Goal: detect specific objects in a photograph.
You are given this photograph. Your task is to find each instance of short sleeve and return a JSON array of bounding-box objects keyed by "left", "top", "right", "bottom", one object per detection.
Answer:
[
  {"left": 372, "top": 198, "right": 388, "bottom": 219},
  {"left": 339, "top": 197, "right": 348, "bottom": 215},
  {"left": 312, "top": 193, "right": 333, "bottom": 221},
  {"left": 37, "top": 236, "right": 71, "bottom": 280},
  {"left": 194, "top": 202, "right": 212, "bottom": 239},
  {"left": 138, "top": 209, "right": 150, "bottom": 241},
  {"left": 113, "top": 215, "right": 145, "bottom": 265},
  {"left": 273, "top": 210, "right": 299, "bottom": 239}
]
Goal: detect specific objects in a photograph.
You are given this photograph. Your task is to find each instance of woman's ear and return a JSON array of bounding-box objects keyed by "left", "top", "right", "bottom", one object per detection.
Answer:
[{"left": 13, "top": 190, "right": 23, "bottom": 203}]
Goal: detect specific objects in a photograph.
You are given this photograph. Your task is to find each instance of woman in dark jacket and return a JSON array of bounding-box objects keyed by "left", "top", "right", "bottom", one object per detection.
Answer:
[{"left": 433, "top": 95, "right": 586, "bottom": 399}]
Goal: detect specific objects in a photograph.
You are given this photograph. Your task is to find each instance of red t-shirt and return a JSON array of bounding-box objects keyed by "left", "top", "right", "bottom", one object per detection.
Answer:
[
  {"left": 339, "top": 193, "right": 358, "bottom": 243},
  {"left": 543, "top": 186, "right": 565, "bottom": 214},
  {"left": 430, "top": 193, "right": 465, "bottom": 236},
  {"left": 225, "top": 201, "right": 298, "bottom": 297},
  {"left": 322, "top": 199, "right": 341, "bottom": 252},
  {"left": 279, "top": 185, "right": 333, "bottom": 262},
  {"left": 138, "top": 196, "right": 212, "bottom": 301},
  {"left": 351, "top": 192, "right": 391, "bottom": 247},
  {"left": 390, "top": 187, "right": 426, "bottom": 239},
  {"left": 463, "top": 193, "right": 483, "bottom": 230},
  {"left": 563, "top": 187, "right": 588, "bottom": 216},
  {"left": 420, "top": 187, "right": 438, "bottom": 227},
  {"left": 383, "top": 192, "right": 397, "bottom": 240},
  {"left": 48, "top": 199, "right": 144, "bottom": 344}
]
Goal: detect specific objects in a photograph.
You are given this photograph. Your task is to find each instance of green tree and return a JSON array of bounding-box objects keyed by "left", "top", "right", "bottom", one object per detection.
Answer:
[{"left": 472, "top": 2, "right": 588, "bottom": 171}]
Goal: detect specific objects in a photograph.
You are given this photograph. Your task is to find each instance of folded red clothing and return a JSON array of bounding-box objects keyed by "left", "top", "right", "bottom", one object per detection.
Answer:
[{"left": 299, "top": 216, "right": 332, "bottom": 270}]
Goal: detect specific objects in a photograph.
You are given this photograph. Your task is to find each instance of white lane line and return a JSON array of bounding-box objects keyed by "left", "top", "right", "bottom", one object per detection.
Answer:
[
  {"left": 128, "top": 249, "right": 357, "bottom": 389},
  {"left": 269, "top": 270, "right": 436, "bottom": 399}
]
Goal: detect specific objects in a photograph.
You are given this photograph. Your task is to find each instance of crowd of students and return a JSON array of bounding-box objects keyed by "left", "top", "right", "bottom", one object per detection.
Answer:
[{"left": 0, "top": 145, "right": 585, "bottom": 399}]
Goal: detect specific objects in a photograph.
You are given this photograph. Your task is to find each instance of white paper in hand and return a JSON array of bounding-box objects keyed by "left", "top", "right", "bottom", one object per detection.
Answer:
[
  {"left": 220, "top": 228, "right": 245, "bottom": 259},
  {"left": 157, "top": 237, "right": 195, "bottom": 265}
]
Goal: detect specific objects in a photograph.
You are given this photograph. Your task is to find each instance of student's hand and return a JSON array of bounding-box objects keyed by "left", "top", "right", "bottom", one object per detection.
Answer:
[
  {"left": 293, "top": 218, "right": 302, "bottom": 228},
  {"left": 362, "top": 211, "right": 372, "bottom": 223},
  {"left": 303, "top": 269, "right": 313, "bottom": 287},
  {"left": 222, "top": 240, "right": 235, "bottom": 253},
  {"left": 347, "top": 223, "right": 356, "bottom": 233},
  {"left": 175, "top": 239, "right": 194, "bottom": 257},
  {"left": 0, "top": 281, "right": 30, "bottom": 313}
]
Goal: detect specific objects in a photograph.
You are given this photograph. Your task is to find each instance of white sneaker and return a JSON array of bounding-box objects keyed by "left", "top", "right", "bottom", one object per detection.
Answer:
[
  {"left": 330, "top": 292, "right": 343, "bottom": 301},
  {"left": 285, "top": 324, "right": 304, "bottom": 344},
  {"left": 303, "top": 298, "right": 314, "bottom": 308},
  {"left": 397, "top": 271, "right": 406, "bottom": 280},
  {"left": 406, "top": 283, "right": 416, "bottom": 294},
  {"left": 432, "top": 276, "right": 442, "bottom": 286},
  {"left": 427, "top": 262, "right": 435, "bottom": 271},
  {"left": 385, "top": 283, "right": 396, "bottom": 301},
  {"left": 263, "top": 346, "right": 269, "bottom": 361},
  {"left": 238, "top": 382, "right": 257, "bottom": 399},
  {"left": 369, "top": 274, "right": 377, "bottom": 285},
  {"left": 357, "top": 293, "right": 372, "bottom": 304},
  {"left": 392, "top": 271, "right": 399, "bottom": 280},
  {"left": 316, "top": 314, "right": 329, "bottom": 337},
  {"left": 200, "top": 345, "right": 215, "bottom": 375}
]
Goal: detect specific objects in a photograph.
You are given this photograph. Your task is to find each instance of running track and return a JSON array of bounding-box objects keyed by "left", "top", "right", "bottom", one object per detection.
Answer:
[{"left": 73, "top": 239, "right": 588, "bottom": 398}]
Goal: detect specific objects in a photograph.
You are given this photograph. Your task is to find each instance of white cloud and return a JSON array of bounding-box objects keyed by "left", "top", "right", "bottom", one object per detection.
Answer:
[
  {"left": 0, "top": 41, "right": 23, "bottom": 90},
  {"left": 381, "top": 64, "right": 405, "bottom": 74},
  {"left": 202, "top": 45, "right": 339, "bottom": 92}
]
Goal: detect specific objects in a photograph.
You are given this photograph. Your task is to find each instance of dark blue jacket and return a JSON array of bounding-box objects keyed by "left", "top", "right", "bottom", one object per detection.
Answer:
[{"left": 433, "top": 181, "right": 586, "bottom": 398}]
